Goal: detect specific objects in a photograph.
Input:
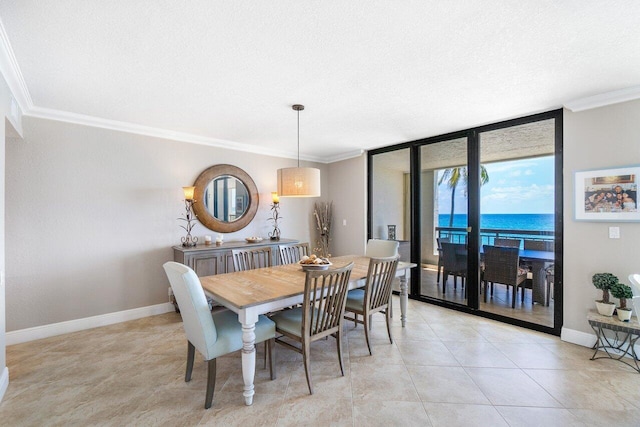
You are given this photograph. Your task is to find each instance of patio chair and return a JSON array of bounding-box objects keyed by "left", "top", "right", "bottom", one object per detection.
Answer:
[
  {"left": 494, "top": 238, "right": 521, "bottom": 248},
  {"left": 436, "top": 237, "right": 450, "bottom": 285},
  {"left": 441, "top": 242, "right": 467, "bottom": 294},
  {"left": 482, "top": 245, "right": 527, "bottom": 308}
]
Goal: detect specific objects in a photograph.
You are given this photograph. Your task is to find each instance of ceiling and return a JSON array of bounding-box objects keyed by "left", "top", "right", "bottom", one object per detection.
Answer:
[{"left": 1, "top": 1, "right": 639, "bottom": 163}]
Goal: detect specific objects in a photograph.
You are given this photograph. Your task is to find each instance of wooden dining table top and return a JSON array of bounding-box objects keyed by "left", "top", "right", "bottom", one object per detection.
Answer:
[{"left": 200, "top": 255, "right": 414, "bottom": 310}]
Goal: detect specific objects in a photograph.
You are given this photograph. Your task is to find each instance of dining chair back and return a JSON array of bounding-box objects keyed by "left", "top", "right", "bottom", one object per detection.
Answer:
[
  {"left": 269, "top": 262, "right": 354, "bottom": 395},
  {"left": 494, "top": 238, "right": 521, "bottom": 248},
  {"left": 231, "top": 247, "right": 272, "bottom": 271},
  {"left": 163, "top": 261, "right": 276, "bottom": 409},
  {"left": 279, "top": 243, "right": 310, "bottom": 265},
  {"left": 344, "top": 256, "right": 399, "bottom": 355},
  {"left": 365, "top": 239, "right": 399, "bottom": 258},
  {"left": 440, "top": 242, "right": 467, "bottom": 293},
  {"left": 482, "top": 245, "right": 527, "bottom": 308}
]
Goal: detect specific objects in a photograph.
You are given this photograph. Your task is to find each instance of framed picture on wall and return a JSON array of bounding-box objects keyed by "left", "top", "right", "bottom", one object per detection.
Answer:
[{"left": 575, "top": 165, "right": 640, "bottom": 221}]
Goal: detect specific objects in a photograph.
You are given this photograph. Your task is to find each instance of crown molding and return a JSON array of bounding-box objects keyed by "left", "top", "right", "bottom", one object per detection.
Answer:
[
  {"left": 27, "top": 106, "right": 334, "bottom": 163},
  {"left": 0, "top": 17, "right": 32, "bottom": 113},
  {"left": 0, "top": 15, "right": 341, "bottom": 164},
  {"left": 324, "top": 149, "right": 364, "bottom": 163},
  {"left": 564, "top": 86, "right": 640, "bottom": 112}
]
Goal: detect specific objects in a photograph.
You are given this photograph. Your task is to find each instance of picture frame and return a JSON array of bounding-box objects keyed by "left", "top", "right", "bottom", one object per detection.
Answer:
[{"left": 574, "top": 165, "right": 640, "bottom": 221}]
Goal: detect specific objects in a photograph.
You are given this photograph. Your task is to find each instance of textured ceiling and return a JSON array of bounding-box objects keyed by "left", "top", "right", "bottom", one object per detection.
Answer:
[{"left": 1, "top": 1, "right": 639, "bottom": 162}]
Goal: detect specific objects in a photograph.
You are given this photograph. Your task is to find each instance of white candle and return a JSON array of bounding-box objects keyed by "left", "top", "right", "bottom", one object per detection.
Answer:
[{"left": 204, "top": 235, "right": 212, "bottom": 244}]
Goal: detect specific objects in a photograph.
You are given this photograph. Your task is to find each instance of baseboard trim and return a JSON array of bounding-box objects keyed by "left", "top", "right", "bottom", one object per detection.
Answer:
[
  {"left": 0, "top": 367, "right": 8, "bottom": 404},
  {"left": 562, "top": 325, "right": 640, "bottom": 358},
  {"left": 6, "top": 303, "right": 174, "bottom": 345},
  {"left": 561, "top": 326, "right": 597, "bottom": 348}
]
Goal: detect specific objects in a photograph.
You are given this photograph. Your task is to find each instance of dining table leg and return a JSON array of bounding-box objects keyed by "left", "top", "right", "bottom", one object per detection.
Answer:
[
  {"left": 399, "top": 271, "right": 409, "bottom": 327},
  {"left": 239, "top": 310, "right": 258, "bottom": 405}
]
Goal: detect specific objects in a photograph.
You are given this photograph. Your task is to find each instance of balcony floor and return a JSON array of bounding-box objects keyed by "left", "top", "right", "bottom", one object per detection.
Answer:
[{"left": 419, "top": 266, "right": 554, "bottom": 328}]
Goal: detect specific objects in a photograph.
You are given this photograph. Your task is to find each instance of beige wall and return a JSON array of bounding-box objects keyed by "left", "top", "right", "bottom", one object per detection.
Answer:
[
  {"left": 563, "top": 100, "right": 640, "bottom": 336},
  {"left": 328, "top": 155, "right": 367, "bottom": 257},
  {"left": 5, "top": 117, "right": 328, "bottom": 331},
  {"left": 4, "top": 96, "right": 640, "bottom": 356},
  {"left": 1, "top": 70, "right": 22, "bottom": 400}
]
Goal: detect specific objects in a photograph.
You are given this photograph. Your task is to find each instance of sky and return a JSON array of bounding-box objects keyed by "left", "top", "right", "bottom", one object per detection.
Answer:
[{"left": 437, "top": 155, "right": 555, "bottom": 215}]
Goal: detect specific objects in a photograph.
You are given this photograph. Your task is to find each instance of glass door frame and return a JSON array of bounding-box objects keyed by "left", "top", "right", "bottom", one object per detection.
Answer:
[{"left": 368, "top": 109, "right": 563, "bottom": 336}]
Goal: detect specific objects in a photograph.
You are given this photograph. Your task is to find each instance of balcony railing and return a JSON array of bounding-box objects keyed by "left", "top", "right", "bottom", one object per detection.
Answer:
[{"left": 436, "top": 227, "right": 554, "bottom": 249}]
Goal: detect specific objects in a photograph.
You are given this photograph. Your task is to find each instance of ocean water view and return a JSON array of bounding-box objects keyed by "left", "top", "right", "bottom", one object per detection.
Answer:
[{"left": 438, "top": 213, "right": 554, "bottom": 231}]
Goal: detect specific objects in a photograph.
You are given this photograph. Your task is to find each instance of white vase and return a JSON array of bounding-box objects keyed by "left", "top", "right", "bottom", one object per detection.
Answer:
[
  {"left": 596, "top": 301, "right": 616, "bottom": 316},
  {"left": 617, "top": 307, "right": 632, "bottom": 322}
]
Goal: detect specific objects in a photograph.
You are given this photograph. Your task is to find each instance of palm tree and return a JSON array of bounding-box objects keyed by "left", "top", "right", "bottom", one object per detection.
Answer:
[{"left": 438, "top": 166, "right": 489, "bottom": 227}]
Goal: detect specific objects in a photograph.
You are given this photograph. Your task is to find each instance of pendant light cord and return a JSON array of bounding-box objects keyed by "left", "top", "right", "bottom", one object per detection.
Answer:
[{"left": 297, "top": 108, "right": 300, "bottom": 168}]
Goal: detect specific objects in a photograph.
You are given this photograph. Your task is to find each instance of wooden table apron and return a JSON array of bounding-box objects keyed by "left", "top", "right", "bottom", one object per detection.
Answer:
[{"left": 199, "top": 255, "right": 416, "bottom": 405}]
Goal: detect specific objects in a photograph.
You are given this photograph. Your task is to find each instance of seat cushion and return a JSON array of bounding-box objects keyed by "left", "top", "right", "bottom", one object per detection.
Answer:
[
  {"left": 270, "top": 306, "right": 329, "bottom": 338},
  {"left": 208, "top": 309, "right": 275, "bottom": 359},
  {"left": 345, "top": 288, "right": 365, "bottom": 312}
]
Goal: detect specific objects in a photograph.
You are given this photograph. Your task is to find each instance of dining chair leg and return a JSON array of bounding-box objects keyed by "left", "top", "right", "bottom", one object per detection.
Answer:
[
  {"left": 205, "top": 358, "right": 217, "bottom": 409},
  {"left": 363, "top": 313, "right": 373, "bottom": 355},
  {"left": 303, "top": 340, "right": 314, "bottom": 394},
  {"left": 268, "top": 338, "right": 276, "bottom": 380},
  {"left": 336, "top": 330, "right": 345, "bottom": 376},
  {"left": 385, "top": 308, "right": 393, "bottom": 344},
  {"left": 511, "top": 286, "right": 516, "bottom": 308},
  {"left": 185, "top": 341, "right": 195, "bottom": 382}
]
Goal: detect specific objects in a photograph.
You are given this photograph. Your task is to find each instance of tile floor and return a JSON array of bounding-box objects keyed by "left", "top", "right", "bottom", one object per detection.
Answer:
[{"left": 2, "top": 297, "right": 640, "bottom": 426}]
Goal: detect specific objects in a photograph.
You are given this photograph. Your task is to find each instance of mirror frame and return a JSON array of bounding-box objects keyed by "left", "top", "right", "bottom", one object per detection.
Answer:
[{"left": 192, "top": 164, "right": 259, "bottom": 233}]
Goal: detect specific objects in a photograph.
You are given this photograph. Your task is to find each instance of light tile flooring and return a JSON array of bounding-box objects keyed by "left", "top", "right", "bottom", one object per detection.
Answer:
[{"left": 2, "top": 297, "right": 640, "bottom": 426}]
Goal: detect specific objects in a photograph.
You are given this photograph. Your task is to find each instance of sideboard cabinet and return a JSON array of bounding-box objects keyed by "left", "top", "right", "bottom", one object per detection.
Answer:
[
  {"left": 171, "top": 238, "right": 299, "bottom": 311},
  {"left": 173, "top": 238, "right": 300, "bottom": 276}
]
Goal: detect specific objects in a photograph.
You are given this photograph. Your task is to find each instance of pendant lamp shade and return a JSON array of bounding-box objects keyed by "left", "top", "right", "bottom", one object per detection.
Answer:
[
  {"left": 276, "top": 104, "right": 321, "bottom": 197},
  {"left": 277, "top": 167, "right": 321, "bottom": 197}
]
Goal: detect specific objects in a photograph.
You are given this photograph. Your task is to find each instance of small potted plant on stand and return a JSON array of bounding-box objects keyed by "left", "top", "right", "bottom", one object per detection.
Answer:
[
  {"left": 610, "top": 282, "right": 634, "bottom": 322},
  {"left": 592, "top": 273, "right": 618, "bottom": 316}
]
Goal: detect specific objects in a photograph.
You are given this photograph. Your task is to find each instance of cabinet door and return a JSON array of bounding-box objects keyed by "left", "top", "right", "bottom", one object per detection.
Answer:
[{"left": 191, "top": 253, "right": 223, "bottom": 277}]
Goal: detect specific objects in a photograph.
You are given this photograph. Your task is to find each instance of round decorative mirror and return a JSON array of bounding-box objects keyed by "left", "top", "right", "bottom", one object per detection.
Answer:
[{"left": 192, "top": 164, "right": 259, "bottom": 233}]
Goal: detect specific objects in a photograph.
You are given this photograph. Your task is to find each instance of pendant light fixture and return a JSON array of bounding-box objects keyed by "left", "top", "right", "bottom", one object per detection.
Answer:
[{"left": 277, "top": 104, "right": 321, "bottom": 197}]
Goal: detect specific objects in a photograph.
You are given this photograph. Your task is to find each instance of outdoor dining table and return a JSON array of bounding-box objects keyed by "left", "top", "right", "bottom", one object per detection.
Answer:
[
  {"left": 455, "top": 246, "right": 555, "bottom": 306},
  {"left": 199, "top": 254, "right": 417, "bottom": 405},
  {"left": 518, "top": 249, "right": 554, "bottom": 305}
]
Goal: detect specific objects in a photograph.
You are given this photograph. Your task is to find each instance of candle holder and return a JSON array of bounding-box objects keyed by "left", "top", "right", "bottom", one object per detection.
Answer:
[
  {"left": 268, "top": 192, "right": 281, "bottom": 241},
  {"left": 179, "top": 186, "right": 198, "bottom": 247}
]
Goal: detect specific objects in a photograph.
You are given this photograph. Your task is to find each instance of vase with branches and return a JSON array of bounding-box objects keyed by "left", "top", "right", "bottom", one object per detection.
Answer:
[{"left": 313, "top": 201, "right": 332, "bottom": 257}]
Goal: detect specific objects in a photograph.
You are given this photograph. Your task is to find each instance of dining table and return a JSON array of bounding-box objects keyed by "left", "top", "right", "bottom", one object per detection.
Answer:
[{"left": 199, "top": 254, "right": 417, "bottom": 405}]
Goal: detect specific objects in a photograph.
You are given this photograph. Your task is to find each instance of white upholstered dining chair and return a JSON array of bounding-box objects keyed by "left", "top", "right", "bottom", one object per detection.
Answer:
[
  {"left": 365, "top": 239, "right": 399, "bottom": 258},
  {"left": 163, "top": 261, "right": 276, "bottom": 409}
]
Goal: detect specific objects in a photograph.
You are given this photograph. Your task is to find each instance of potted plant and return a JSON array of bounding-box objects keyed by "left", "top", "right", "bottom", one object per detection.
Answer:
[
  {"left": 592, "top": 273, "right": 618, "bottom": 316},
  {"left": 610, "top": 282, "right": 634, "bottom": 322}
]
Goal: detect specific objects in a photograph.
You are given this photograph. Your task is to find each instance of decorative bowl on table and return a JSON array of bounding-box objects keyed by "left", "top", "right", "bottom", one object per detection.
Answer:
[
  {"left": 299, "top": 255, "right": 332, "bottom": 271},
  {"left": 245, "top": 237, "right": 263, "bottom": 243}
]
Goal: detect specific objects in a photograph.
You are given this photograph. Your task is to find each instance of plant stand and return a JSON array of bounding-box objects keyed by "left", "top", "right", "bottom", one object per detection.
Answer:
[{"left": 587, "top": 311, "right": 640, "bottom": 373}]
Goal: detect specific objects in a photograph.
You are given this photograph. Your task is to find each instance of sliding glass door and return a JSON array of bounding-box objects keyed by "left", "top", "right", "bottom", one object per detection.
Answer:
[
  {"left": 368, "top": 110, "right": 563, "bottom": 335},
  {"left": 418, "top": 137, "right": 469, "bottom": 306}
]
